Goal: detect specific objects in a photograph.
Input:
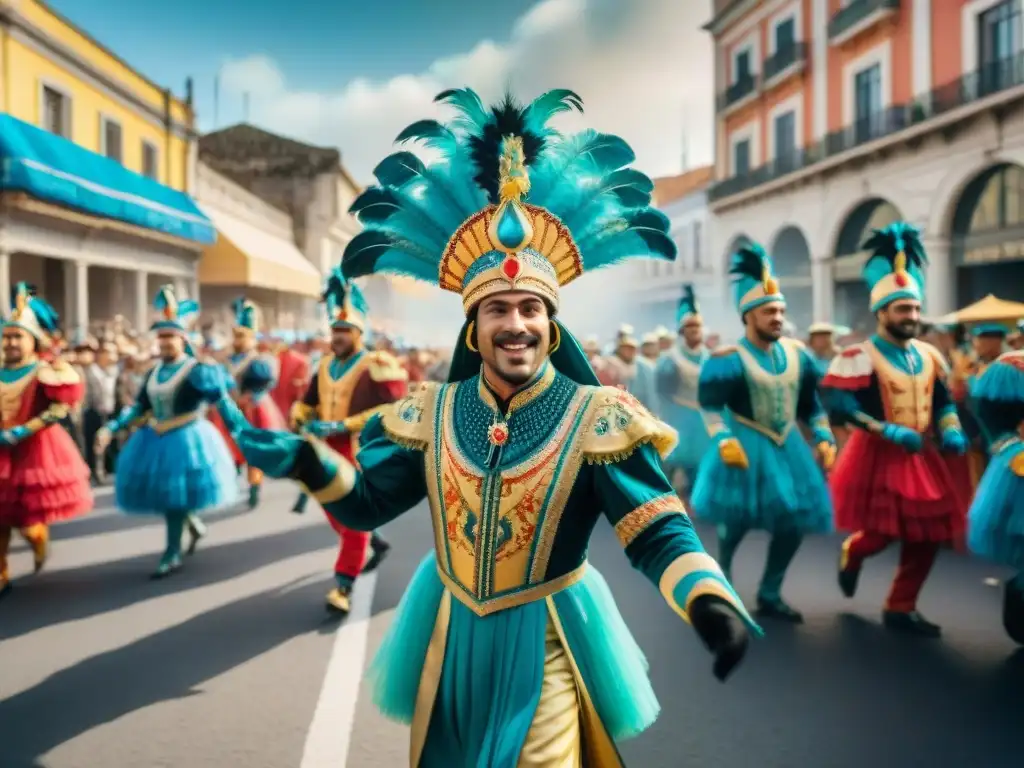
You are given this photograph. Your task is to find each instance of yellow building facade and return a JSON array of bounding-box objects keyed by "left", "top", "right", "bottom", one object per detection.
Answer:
[{"left": 0, "top": 0, "right": 213, "bottom": 335}]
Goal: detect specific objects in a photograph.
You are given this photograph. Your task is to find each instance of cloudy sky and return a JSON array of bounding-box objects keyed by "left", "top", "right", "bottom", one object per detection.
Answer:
[{"left": 53, "top": 0, "right": 714, "bottom": 183}]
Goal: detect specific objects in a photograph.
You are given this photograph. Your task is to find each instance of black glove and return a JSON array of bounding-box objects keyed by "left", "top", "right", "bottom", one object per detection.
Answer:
[{"left": 689, "top": 594, "right": 749, "bottom": 682}]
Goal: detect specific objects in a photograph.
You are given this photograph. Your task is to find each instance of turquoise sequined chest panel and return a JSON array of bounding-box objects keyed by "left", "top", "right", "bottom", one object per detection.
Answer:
[
  {"left": 147, "top": 358, "right": 198, "bottom": 420},
  {"left": 735, "top": 339, "right": 801, "bottom": 437}
]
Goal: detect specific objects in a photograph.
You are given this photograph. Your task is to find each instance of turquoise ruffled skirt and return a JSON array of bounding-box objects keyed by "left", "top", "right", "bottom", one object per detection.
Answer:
[
  {"left": 115, "top": 419, "right": 239, "bottom": 515},
  {"left": 691, "top": 418, "right": 833, "bottom": 533},
  {"left": 968, "top": 441, "right": 1024, "bottom": 570},
  {"left": 661, "top": 402, "right": 712, "bottom": 474},
  {"left": 367, "top": 554, "right": 657, "bottom": 767}
]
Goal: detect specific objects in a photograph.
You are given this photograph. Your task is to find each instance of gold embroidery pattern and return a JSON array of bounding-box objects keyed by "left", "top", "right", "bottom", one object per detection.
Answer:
[
  {"left": 581, "top": 386, "right": 677, "bottom": 463},
  {"left": 381, "top": 383, "right": 438, "bottom": 451},
  {"left": 317, "top": 354, "right": 371, "bottom": 423},
  {"left": 865, "top": 341, "right": 935, "bottom": 432},
  {"left": 0, "top": 370, "right": 35, "bottom": 428},
  {"left": 614, "top": 493, "right": 686, "bottom": 547},
  {"left": 425, "top": 380, "right": 594, "bottom": 613}
]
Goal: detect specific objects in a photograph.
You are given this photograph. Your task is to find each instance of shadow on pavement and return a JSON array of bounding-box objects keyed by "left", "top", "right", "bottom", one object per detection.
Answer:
[
  {"left": 0, "top": 577, "right": 328, "bottom": 768},
  {"left": 44, "top": 503, "right": 255, "bottom": 542},
  {"left": 0, "top": 524, "right": 336, "bottom": 642}
]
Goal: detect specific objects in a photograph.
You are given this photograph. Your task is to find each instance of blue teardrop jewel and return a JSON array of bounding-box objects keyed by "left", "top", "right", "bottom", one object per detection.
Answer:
[{"left": 492, "top": 200, "right": 532, "bottom": 252}]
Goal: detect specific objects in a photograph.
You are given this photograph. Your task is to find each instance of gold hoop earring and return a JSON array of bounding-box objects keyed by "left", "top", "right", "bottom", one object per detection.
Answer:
[
  {"left": 465, "top": 320, "right": 478, "bottom": 353},
  {"left": 549, "top": 321, "right": 561, "bottom": 354}
]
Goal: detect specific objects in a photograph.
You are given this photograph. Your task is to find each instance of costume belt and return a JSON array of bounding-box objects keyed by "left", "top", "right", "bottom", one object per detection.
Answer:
[
  {"left": 149, "top": 411, "right": 199, "bottom": 434},
  {"left": 438, "top": 561, "right": 587, "bottom": 617}
]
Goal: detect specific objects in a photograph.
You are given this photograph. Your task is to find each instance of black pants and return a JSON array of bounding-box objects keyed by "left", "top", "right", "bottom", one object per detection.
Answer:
[{"left": 83, "top": 409, "right": 116, "bottom": 478}]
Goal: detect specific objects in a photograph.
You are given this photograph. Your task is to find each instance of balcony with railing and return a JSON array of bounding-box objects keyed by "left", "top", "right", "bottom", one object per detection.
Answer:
[
  {"left": 709, "top": 51, "right": 1024, "bottom": 204},
  {"left": 716, "top": 75, "right": 760, "bottom": 114},
  {"left": 828, "top": 0, "right": 900, "bottom": 46},
  {"left": 763, "top": 42, "right": 808, "bottom": 90}
]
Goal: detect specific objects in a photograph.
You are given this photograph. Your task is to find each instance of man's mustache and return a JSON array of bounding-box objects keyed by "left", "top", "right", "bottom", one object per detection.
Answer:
[{"left": 493, "top": 331, "right": 540, "bottom": 347}]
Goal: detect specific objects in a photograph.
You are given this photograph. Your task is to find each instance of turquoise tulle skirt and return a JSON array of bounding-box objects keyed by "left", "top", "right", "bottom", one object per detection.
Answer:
[
  {"left": 661, "top": 402, "right": 712, "bottom": 474},
  {"left": 367, "top": 554, "right": 657, "bottom": 766},
  {"left": 968, "top": 441, "right": 1024, "bottom": 570},
  {"left": 115, "top": 419, "right": 239, "bottom": 515},
  {"left": 691, "top": 418, "right": 833, "bottom": 533}
]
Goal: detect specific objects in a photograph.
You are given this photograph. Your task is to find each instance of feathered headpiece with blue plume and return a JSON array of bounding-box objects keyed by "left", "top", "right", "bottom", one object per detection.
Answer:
[
  {"left": 4, "top": 282, "right": 59, "bottom": 346},
  {"left": 343, "top": 87, "right": 674, "bottom": 316},
  {"left": 232, "top": 297, "right": 261, "bottom": 334},
  {"left": 729, "top": 242, "right": 785, "bottom": 316},
  {"left": 151, "top": 284, "right": 199, "bottom": 335},
  {"left": 861, "top": 222, "right": 928, "bottom": 312},
  {"left": 322, "top": 267, "right": 369, "bottom": 332},
  {"left": 971, "top": 351, "right": 1024, "bottom": 439},
  {"left": 676, "top": 283, "right": 702, "bottom": 328}
]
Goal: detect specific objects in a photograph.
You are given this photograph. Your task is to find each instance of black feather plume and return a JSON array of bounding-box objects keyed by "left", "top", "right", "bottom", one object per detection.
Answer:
[
  {"left": 467, "top": 92, "right": 548, "bottom": 204},
  {"left": 729, "top": 243, "right": 769, "bottom": 283}
]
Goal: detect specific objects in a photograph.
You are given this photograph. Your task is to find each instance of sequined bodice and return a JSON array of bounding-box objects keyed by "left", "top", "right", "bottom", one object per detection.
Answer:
[
  {"left": 865, "top": 339, "right": 935, "bottom": 432},
  {"left": 734, "top": 339, "right": 800, "bottom": 435},
  {"left": 147, "top": 358, "right": 198, "bottom": 420},
  {"left": 424, "top": 366, "right": 593, "bottom": 615},
  {"left": 668, "top": 346, "right": 705, "bottom": 406}
]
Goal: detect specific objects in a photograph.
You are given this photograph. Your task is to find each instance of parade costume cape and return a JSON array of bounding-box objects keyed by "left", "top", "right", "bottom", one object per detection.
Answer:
[
  {"left": 0, "top": 282, "right": 92, "bottom": 528},
  {"left": 262, "top": 87, "right": 760, "bottom": 767},
  {"left": 691, "top": 245, "right": 833, "bottom": 538}
]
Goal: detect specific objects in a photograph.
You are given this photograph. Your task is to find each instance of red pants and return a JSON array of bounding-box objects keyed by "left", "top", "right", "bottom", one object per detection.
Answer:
[
  {"left": 324, "top": 434, "right": 368, "bottom": 585},
  {"left": 843, "top": 531, "right": 938, "bottom": 612}
]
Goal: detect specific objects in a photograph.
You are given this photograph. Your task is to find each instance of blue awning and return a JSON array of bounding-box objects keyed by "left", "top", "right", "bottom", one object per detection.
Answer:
[{"left": 0, "top": 113, "right": 215, "bottom": 244}]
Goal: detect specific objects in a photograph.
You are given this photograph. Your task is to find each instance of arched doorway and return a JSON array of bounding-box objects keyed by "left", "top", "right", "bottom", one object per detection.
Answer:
[
  {"left": 832, "top": 198, "right": 901, "bottom": 334},
  {"left": 951, "top": 163, "right": 1024, "bottom": 305},
  {"left": 769, "top": 226, "right": 813, "bottom": 333}
]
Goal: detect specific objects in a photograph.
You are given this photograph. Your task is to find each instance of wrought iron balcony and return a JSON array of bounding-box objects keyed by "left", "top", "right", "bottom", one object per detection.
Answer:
[
  {"left": 716, "top": 76, "right": 759, "bottom": 112},
  {"left": 828, "top": 0, "right": 900, "bottom": 45},
  {"left": 763, "top": 42, "right": 808, "bottom": 86}
]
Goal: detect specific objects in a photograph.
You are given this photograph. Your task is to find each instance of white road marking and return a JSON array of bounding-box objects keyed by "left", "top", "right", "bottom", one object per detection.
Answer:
[{"left": 300, "top": 572, "right": 378, "bottom": 768}]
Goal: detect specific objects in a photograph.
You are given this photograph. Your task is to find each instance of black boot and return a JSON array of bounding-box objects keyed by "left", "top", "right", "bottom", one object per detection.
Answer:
[
  {"left": 1003, "top": 578, "right": 1024, "bottom": 645},
  {"left": 838, "top": 550, "right": 861, "bottom": 598},
  {"left": 363, "top": 534, "right": 391, "bottom": 573},
  {"left": 248, "top": 484, "right": 261, "bottom": 509},
  {"left": 756, "top": 598, "right": 804, "bottom": 623},
  {"left": 882, "top": 610, "right": 941, "bottom": 638},
  {"left": 291, "top": 493, "right": 309, "bottom": 514},
  {"left": 185, "top": 515, "right": 207, "bottom": 556}
]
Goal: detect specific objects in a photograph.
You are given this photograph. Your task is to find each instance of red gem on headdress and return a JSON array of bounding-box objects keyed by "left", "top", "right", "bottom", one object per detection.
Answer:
[
  {"left": 502, "top": 257, "right": 521, "bottom": 280},
  {"left": 894, "top": 273, "right": 908, "bottom": 287},
  {"left": 337, "top": 309, "right": 348, "bottom": 321}
]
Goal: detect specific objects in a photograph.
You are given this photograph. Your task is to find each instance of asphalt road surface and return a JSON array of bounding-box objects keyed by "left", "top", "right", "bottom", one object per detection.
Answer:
[{"left": 1, "top": 479, "right": 1022, "bottom": 768}]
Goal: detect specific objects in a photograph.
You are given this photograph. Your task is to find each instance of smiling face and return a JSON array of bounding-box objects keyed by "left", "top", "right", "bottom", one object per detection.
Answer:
[
  {"left": 156, "top": 331, "right": 184, "bottom": 361},
  {"left": 1, "top": 326, "right": 34, "bottom": 366},
  {"left": 879, "top": 298, "right": 921, "bottom": 341},
  {"left": 475, "top": 291, "right": 550, "bottom": 388}
]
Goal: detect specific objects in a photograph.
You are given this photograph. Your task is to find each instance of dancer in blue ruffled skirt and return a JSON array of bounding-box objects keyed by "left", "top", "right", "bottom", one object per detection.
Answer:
[
  {"left": 692, "top": 242, "right": 835, "bottom": 623},
  {"left": 965, "top": 349, "right": 1024, "bottom": 643},
  {"left": 95, "top": 287, "right": 241, "bottom": 578}
]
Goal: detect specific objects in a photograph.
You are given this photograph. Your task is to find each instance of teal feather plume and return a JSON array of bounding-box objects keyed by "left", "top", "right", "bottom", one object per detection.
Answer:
[
  {"left": 10, "top": 282, "right": 59, "bottom": 332},
  {"left": 678, "top": 283, "right": 699, "bottom": 321},
  {"left": 342, "top": 87, "right": 673, "bottom": 288},
  {"left": 729, "top": 242, "right": 771, "bottom": 282},
  {"left": 861, "top": 222, "right": 928, "bottom": 291},
  {"left": 974, "top": 353, "right": 1024, "bottom": 404}
]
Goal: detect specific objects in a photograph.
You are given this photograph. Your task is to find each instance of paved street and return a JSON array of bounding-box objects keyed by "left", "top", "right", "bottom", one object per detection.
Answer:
[{"left": 2, "top": 478, "right": 1023, "bottom": 768}]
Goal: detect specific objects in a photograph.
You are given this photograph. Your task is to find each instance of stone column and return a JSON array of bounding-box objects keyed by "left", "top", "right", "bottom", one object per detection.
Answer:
[
  {"left": 924, "top": 237, "right": 954, "bottom": 316},
  {"left": 75, "top": 260, "right": 89, "bottom": 336},
  {"left": 173, "top": 275, "right": 188, "bottom": 300},
  {"left": 811, "top": 256, "right": 834, "bottom": 322},
  {"left": 0, "top": 247, "right": 10, "bottom": 316},
  {"left": 134, "top": 270, "right": 149, "bottom": 333}
]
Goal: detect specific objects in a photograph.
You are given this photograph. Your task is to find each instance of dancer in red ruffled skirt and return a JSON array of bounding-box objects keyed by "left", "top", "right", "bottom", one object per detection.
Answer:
[
  {"left": 0, "top": 283, "right": 92, "bottom": 597},
  {"left": 822, "top": 223, "right": 967, "bottom": 638}
]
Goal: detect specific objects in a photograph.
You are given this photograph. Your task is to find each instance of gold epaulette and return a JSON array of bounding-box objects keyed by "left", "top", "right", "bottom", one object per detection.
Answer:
[
  {"left": 37, "top": 359, "right": 80, "bottom": 386},
  {"left": 379, "top": 381, "right": 438, "bottom": 451},
  {"left": 368, "top": 351, "right": 409, "bottom": 383},
  {"left": 581, "top": 386, "right": 678, "bottom": 463},
  {"left": 711, "top": 345, "right": 738, "bottom": 358}
]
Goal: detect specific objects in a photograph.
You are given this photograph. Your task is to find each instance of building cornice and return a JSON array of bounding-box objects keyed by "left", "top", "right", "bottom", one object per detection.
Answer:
[
  {"left": 0, "top": 4, "right": 196, "bottom": 140},
  {"left": 703, "top": 0, "right": 757, "bottom": 35}
]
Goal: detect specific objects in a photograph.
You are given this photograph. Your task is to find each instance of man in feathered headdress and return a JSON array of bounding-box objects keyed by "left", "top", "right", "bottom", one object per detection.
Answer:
[
  {"left": 231, "top": 88, "right": 757, "bottom": 765},
  {"left": 208, "top": 297, "right": 286, "bottom": 509},
  {"left": 95, "top": 286, "right": 241, "bottom": 578},
  {"left": 691, "top": 245, "right": 836, "bottom": 623},
  {"left": 0, "top": 283, "right": 93, "bottom": 598},
  {"left": 289, "top": 269, "right": 407, "bottom": 615},
  {"left": 822, "top": 223, "right": 968, "bottom": 637},
  {"left": 655, "top": 284, "right": 712, "bottom": 501}
]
